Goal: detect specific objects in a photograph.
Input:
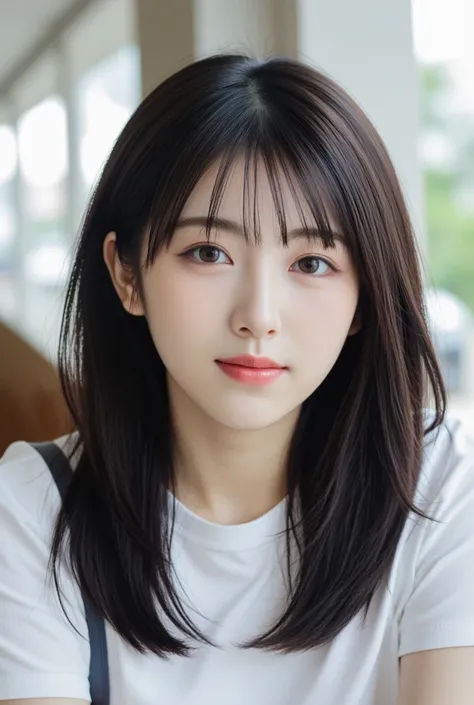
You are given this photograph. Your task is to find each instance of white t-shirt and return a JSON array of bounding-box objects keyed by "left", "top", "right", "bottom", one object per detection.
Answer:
[{"left": 1, "top": 414, "right": 474, "bottom": 705}]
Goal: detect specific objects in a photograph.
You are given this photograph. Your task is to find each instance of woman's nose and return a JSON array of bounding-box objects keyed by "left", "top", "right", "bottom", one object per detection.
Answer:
[{"left": 230, "top": 265, "right": 282, "bottom": 340}]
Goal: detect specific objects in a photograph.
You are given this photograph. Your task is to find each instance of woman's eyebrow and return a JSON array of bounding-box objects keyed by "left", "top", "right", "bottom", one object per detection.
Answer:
[
  {"left": 175, "top": 216, "right": 243, "bottom": 235},
  {"left": 289, "top": 226, "right": 347, "bottom": 248},
  {"left": 175, "top": 216, "right": 346, "bottom": 247}
]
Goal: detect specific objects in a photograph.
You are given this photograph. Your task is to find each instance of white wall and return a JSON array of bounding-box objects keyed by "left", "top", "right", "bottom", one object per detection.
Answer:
[
  {"left": 194, "top": 0, "right": 278, "bottom": 58},
  {"left": 298, "top": 0, "right": 425, "bottom": 248}
]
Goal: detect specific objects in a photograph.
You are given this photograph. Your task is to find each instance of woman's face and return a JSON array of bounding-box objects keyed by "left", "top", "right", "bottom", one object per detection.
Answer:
[{"left": 108, "top": 159, "right": 360, "bottom": 431}]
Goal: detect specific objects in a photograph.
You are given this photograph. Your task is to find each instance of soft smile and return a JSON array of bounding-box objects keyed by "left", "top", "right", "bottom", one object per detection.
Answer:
[{"left": 215, "top": 355, "right": 287, "bottom": 386}]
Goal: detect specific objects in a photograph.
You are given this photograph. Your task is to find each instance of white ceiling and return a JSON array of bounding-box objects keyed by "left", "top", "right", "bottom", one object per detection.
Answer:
[{"left": 0, "top": 0, "right": 82, "bottom": 88}]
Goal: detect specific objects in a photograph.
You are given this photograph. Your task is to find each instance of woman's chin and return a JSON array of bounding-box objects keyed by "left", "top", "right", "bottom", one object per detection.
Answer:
[{"left": 203, "top": 402, "right": 301, "bottom": 434}]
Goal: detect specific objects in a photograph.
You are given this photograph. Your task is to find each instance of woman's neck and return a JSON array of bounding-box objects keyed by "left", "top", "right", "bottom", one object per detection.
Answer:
[{"left": 168, "top": 378, "right": 300, "bottom": 525}]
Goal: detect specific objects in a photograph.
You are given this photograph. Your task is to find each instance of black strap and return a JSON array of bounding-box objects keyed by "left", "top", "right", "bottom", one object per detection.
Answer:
[{"left": 31, "top": 442, "right": 110, "bottom": 705}]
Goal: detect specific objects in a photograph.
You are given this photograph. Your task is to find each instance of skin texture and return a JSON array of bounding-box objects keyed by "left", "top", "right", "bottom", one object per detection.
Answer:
[
  {"left": 398, "top": 648, "right": 474, "bottom": 704},
  {"left": 104, "top": 158, "right": 360, "bottom": 524}
]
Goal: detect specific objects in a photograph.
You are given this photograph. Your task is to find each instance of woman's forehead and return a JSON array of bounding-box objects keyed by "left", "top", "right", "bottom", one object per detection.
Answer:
[{"left": 179, "top": 156, "right": 334, "bottom": 230}]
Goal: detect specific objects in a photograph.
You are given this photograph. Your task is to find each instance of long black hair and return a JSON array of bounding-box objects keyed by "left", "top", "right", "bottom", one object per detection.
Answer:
[{"left": 52, "top": 54, "right": 446, "bottom": 657}]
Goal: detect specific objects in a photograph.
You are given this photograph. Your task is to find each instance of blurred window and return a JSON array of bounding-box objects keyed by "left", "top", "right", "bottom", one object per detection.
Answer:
[
  {"left": 77, "top": 45, "right": 140, "bottom": 203},
  {"left": 0, "top": 124, "right": 17, "bottom": 321},
  {"left": 17, "top": 96, "right": 69, "bottom": 351},
  {"left": 13, "top": 45, "right": 140, "bottom": 357},
  {"left": 413, "top": 0, "right": 474, "bottom": 431},
  {"left": 0, "top": 0, "right": 139, "bottom": 358}
]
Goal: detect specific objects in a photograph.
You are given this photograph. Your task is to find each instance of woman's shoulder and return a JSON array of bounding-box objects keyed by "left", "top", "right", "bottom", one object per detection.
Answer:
[
  {"left": 0, "top": 433, "right": 79, "bottom": 471},
  {"left": 0, "top": 434, "right": 91, "bottom": 702},
  {"left": 418, "top": 410, "right": 474, "bottom": 512},
  {"left": 0, "top": 434, "right": 78, "bottom": 529},
  {"left": 392, "top": 411, "right": 474, "bottom": 656}
]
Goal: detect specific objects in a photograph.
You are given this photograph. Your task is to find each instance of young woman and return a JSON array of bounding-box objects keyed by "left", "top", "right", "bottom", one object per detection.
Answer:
[{"left": 0, "top": 54, "right": 473, "bottom": 705}]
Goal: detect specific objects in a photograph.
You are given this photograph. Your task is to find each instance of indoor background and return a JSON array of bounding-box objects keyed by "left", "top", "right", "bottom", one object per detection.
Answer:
[{"left": 0, "top": 0, "right": 473, "bottom": 449}]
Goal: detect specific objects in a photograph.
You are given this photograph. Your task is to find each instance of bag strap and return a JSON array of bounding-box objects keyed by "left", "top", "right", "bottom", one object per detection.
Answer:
[{"left": 31, "top": 442, "right": 110, "bottom": 705}]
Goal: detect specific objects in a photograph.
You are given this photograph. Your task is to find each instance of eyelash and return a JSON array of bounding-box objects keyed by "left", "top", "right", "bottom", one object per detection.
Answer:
[{"left": 180, "top": 244, "right": 338, "bottom": 276}]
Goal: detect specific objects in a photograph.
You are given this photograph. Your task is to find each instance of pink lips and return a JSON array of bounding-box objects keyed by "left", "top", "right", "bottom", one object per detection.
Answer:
[{"left": 215, "top": 355, "right": 287, "bottom": 386}]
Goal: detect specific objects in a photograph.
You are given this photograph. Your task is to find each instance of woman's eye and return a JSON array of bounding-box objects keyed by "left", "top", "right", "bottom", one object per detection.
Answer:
[
  {"left": 292, "top": 256, "right": 332, "bottom": 276},
  {"left": 185, "top": 245, "right": 231, "bottom": 264}
]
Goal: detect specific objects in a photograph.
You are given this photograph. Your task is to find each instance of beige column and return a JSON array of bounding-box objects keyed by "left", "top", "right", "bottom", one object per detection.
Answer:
[
  {"left": 134, "top": 0, "right": 196, "bottom": 98},
  {"left": 193, "top": 0, "right": 297, "bottom": 59},
  {"left": 133, "top": 0, "right": 299, "bottom": 98},
  {"left": 297, "top": 0, "right": 426, "bottom": 250}
]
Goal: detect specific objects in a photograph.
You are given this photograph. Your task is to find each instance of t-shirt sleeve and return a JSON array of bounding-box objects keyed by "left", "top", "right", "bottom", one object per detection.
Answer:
[
  {"left": 399, "top": 420, "right": 474, "bottom": 657},
  {"left": 0, "top": 440, "right": 91, "bottom": 701}
]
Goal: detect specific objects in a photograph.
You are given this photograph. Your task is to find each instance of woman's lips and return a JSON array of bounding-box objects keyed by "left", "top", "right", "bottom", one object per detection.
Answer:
[{"left": 215, "top": 355, "right": 287, "bottom": 386}]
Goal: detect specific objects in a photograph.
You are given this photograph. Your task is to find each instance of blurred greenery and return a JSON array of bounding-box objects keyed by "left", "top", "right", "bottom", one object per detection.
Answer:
[{"left": 420, "top": 64, "right": 474, "bottom": 311}]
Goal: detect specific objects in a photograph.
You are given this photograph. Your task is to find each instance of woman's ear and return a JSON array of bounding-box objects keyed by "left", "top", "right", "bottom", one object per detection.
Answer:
[{"left": 103, "top": 232, "right": 144, "bottom": 316}]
